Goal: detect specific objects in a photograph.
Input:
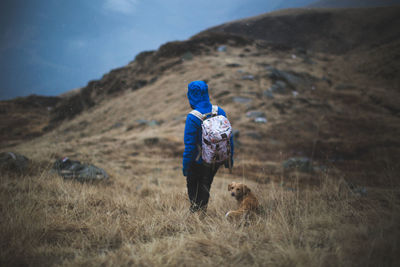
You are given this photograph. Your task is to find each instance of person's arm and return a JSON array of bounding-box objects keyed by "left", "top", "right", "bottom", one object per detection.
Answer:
[{"left": 182, "top": 114, "right": 200, "bottom": 176}]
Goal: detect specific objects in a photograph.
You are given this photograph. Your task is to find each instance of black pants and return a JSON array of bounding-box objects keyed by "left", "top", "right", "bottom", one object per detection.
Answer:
[{"left": 186, "top": 162, "right": 220, "bottom": 213}]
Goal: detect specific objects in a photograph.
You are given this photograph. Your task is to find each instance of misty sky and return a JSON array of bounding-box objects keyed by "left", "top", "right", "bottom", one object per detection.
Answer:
[{"left": 0, "top": 0, "right": 323, "bottom": 100}]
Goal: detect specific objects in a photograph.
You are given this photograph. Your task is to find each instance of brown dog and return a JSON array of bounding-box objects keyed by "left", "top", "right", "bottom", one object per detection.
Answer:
[{"left": 226, "top": 182, "right": 259, "bottom": 220}]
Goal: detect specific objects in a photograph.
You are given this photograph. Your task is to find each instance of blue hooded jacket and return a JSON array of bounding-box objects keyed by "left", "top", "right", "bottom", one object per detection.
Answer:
[{"left": 182, "top": 80, "right": 234, "bottom": 176}]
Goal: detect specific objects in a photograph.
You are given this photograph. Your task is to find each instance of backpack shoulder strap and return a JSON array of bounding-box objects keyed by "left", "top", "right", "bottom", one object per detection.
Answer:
[
  {"left": 190, "top": 105, "right": 218, "bottom": 121},
  {"left": 212, "top": 105, "right": 218, "bottom": 115},
  {"left": 190, "top": 110, "right": 204, "bottom": 121}
]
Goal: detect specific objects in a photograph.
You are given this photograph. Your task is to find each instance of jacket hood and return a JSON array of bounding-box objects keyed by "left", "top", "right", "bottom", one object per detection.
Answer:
[{"left": 187, "top": 80, "right": 211, "bottom": 109}]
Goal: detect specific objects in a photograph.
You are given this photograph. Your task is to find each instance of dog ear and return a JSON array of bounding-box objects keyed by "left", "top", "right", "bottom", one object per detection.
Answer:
[
  {"left": 228, "top": 182, "right": 235, "bottom": 191},
  {"left": 244, "top": 185, "right": 251, "bottom": 194}
]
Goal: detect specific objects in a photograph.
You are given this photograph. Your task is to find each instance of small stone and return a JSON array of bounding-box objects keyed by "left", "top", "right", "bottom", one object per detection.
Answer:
[
  {"left": 263, "top": 90, "right": 274, "bottom": 99},
  {"left": 254, "top": 117, "right": 268, "bottom": 123},
  {"left": 135, "top": 119, "right": 161, "bottom": 127},
  {"left": 233, "top": 97, "right": 252, "bottom": 104},
  {"left": 241, "top": 75, "right": 255, "bottom": 80},
  {"left": 217, "top": 45, "right": 227, "bottom": 52},
  {"left": 246, "top": 111, "right": 266, "bottom": 118},
  {"left": 226, "top": 63, "right": 241, "bottom": 68},
  {"left": 111, "top": 122, "right": 123, "bottom": 129},
  {"left": 136, "top": 119, "right": 148, "bottom": 126},
  {"left": 270, "top": 81, "right": 288, "bottom": 94},
  {"left": 148, "top": 120, "right": 160, "bottom": 127},
  {"left": 266, "top": 67, "right": 302, "bottom": 88}
]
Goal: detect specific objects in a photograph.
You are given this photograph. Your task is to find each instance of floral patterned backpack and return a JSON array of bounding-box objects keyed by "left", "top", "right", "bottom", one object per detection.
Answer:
[{"left": 190, "top": 105, "right": 232, "bottom": 169}]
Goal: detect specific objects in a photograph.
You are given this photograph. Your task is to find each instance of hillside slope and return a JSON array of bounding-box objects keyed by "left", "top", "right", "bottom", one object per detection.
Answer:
[
  {"left": 2, "top": 6, "right": 398, "bottom": 183},
  {"left": 2, "top": 6, "right": 399, "bottom": 148},
  {"left": 0, "top": 95, "right": 60, "bottom": 147},
  {"left": 200, "top": 6, "right": 400, "bottom": 54}
]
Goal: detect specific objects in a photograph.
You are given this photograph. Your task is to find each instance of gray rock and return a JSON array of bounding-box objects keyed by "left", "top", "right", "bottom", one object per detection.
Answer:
[
  {"left": 266, "top": 67, "right": 303, "bottom": 88},
  {"left": 135, "top": 119, "right": 161, "bottom": 127},
  {"left": 217, "top": 45, "right": 227, "bottom": 52},
  {"left": 147, "top": 120, "right": 161, "bottom": 127},
  {"left": 241, "top": 75, "right": 255, "bottom": 80},
  {"left": 226, "top": 63, "right": 241, "bottom": 68},
  {"left": 246, "top": 111, "right": 266, "bottom": 118},
  {"left": 212, "top": 73, "right": 224, "bottom": 78},
  {"left": 0, "top": 152, "right": 29, "bottom": 173},
  {"left": 51, "top": 157, "right": 109, "bottom": 182},
  {"left": 126, "top": 125, "right": 135, "bottom": 131},
  {"left": 263, "top": 90, "right": 274, "bottom": 99},
  {"left": 254, "top": 117, "right": 268, "bottom": 123},
  {"left": 111, "top": 122, "right": 123, "bottom": 129},
  {"left": 275, "top": 80, "right": 287, "bottom": 89},
  {"left": 233, "top": 97, "right": 252, "bottom": 104},
  {"left": 136, "top": 119, "right": 148, "bottom": 126},
  {"left": 270, "top": 81, "right": 288, "bottom": 94}
]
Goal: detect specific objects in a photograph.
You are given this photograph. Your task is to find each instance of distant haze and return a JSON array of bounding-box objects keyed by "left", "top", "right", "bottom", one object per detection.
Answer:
[{"left": 1, "top": 0, "right": 398, "bottom": 100}]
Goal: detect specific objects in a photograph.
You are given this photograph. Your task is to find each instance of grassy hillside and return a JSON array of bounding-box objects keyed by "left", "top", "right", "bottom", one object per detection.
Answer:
[{"left": 1, "top": 6, "right": 400, "bottom": 267}]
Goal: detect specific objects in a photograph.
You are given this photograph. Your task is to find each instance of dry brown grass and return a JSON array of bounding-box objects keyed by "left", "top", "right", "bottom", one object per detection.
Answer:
[{"left": 1, "top": 161, "right": 399, "bottom": 267}]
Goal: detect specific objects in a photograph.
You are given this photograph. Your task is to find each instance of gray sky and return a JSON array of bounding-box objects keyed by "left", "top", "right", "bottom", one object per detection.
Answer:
[{"left": 0, "top": 0, "right": 317, "bottom": 100}]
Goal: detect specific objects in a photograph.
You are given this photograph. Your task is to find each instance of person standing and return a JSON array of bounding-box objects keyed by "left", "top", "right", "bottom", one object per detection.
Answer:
[{"left": 182, "top": 80, "right": 234, "bottom": 213}]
